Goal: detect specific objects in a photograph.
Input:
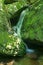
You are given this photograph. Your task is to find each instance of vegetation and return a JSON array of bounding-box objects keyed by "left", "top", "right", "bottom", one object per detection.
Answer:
[
  {"left": 21, "top": 0, "right": 43, "bottom": 42},
  {"left": 0, "top": 0, "right": 26, "bottom": 56},
  {"left": 0, "top": 0, "right": 43, "bottom": 56}
]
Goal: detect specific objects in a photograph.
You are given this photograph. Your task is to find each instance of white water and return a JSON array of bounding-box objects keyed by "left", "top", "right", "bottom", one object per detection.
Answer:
[
  {"left": 13, "top": 9, "right": 34, "bottom": 53},
  {"left": 24, "top": 43, "right": 34, "bottom": 53},
  {"left": 13, "top": 9, "right": 27, "bottom": 37}
]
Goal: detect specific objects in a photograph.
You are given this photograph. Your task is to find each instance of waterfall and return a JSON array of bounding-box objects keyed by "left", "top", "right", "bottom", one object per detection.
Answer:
[
  {"left": 13, "top": 9, "right": 28, "bottom": 37},
  {"left": 13, "top": 9, "right": 35, "bottom": 53},
  {"left": 24, "top": 43, "right": 34, "bottom": 53}
]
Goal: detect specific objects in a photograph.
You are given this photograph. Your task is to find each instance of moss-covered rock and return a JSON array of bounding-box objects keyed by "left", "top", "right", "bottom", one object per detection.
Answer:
[
  {"left": 5, "top": 1, "right": 27, "bottom": 18},
  {"left": 0, "top": 0, "right": 26, "bottom": 56},
  {"left": 0, "top": 32, "right": 26, "bottom": 56},
  {"left": 21, "top": 0, "right": 43, "bottom": 42}
]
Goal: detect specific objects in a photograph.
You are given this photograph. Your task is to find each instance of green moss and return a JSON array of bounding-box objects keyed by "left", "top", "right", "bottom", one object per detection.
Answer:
[
  {"left": 0, "top": 32, "right": 26, "bottom": 56},
  {"left": 5, "top": 1, "right": 27, "bottom": 18},
  {"left": 21, "top": 0, "right": 43, "bottom": 41}
]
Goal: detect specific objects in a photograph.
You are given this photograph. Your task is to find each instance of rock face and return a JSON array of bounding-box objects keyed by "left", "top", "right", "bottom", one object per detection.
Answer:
[
  {"left": 0, "top": 0, "right": 26, "bottom": 56},
  {"left": 4, "top": 1, "right": 27, "bottom": 18},
  {"left": 0, "top": 32, "right": 26, "bottom": 56},
  {"left": 21, "top": 0, "right": 43, "bottom": 42}
]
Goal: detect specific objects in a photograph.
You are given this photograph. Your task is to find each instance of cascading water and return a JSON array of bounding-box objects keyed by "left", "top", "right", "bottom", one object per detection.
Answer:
[
  {"left": 13, "top": 8, "right": 35, "bottom": 54},
  {"left": 13, "top": 9, "right": 27, "bottom": 37}
]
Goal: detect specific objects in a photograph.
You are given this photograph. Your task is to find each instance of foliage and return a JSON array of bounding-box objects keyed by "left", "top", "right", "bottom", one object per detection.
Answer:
[{"left": 0, "top": 0, "right": 43, "bottom": 56}]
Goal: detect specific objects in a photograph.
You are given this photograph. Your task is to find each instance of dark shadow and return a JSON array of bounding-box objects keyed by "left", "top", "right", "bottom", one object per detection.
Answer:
[
  {"left": 4, "top": 0, "right": 18, "bottom": 4},
  {"left": 10, "top": 5, "right": 28, "bottom": 27},
  {"left": 23, "top": 38, "right": 43, "bottom": 58},
  {"left": 0, "top": 53, "right": 25, "bottom": 63},
  {"left": 23, "top": 38, "right": 43, "bottom": 50}
]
